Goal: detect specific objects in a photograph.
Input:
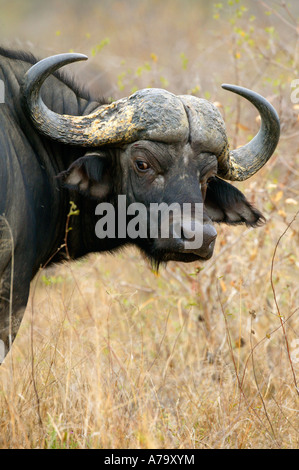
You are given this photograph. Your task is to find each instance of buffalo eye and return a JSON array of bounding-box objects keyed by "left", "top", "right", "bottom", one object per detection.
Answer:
[{"left": 135, "top": 160, "right": 150, "bottom": 172}]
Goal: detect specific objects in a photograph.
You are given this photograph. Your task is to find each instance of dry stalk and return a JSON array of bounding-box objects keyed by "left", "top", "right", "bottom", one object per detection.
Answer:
[{"left": 270, "top": 210, "right": 299, "bottom": 396}]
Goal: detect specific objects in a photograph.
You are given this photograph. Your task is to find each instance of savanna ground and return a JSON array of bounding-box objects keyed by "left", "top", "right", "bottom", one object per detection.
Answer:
[{"left": 0, "top": 0, "right": 299, "bottom": 449}]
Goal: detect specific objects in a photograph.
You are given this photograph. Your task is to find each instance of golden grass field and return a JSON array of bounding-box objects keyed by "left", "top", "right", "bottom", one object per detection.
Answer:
[{"left": 0, "top": 0, "right": 298, "bottom": 449}]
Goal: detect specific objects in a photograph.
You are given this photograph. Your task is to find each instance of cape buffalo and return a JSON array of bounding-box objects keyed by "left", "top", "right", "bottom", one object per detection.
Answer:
[{"left": 0, "top": 48, "right": 280, "bottom": 361}]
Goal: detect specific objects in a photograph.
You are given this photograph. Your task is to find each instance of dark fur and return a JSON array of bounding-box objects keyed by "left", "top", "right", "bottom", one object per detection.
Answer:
[
  {"left": 205, "top": 177, "right": 265, "bottom": 227},
  {"left": 0, "top": 46, "right": 99, "bottom": 104}
]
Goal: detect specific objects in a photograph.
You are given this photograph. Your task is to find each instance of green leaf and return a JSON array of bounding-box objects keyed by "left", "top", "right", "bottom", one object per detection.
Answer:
[{"left": 91, "top": 37, "right": 110, "bottom": 56}]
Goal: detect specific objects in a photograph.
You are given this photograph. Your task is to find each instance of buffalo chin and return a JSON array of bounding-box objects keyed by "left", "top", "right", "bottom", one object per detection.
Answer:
[{"left": 141, "top": 248, "right": 214, "bottom": 272}]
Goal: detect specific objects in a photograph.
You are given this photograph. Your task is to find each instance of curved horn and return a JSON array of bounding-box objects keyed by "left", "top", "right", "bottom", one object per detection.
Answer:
[
  {"left": 21, "top": 53, "right": 92, "bottom": 145},
  {"left": 21, "top": 53, "right": 189, "bottom": 147},
  {"left": 217, "top": 84, "right": 280, "bottom": 181},
  {"left": 21, "top": 53, "right": 141, "bottom": 147}
]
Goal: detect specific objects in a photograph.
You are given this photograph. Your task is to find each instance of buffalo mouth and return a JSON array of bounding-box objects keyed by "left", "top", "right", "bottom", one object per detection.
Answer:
[
  {"left": 140, "top": 238, "right": 216, "bottom": 266},
  {"left": 158, "top": 251, "right": 214, "bottom": 263}
]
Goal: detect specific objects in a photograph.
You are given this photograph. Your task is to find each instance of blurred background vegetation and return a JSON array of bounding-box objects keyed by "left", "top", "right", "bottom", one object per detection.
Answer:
[
  {"left": 0, "top": 0, "right": 298, "bottom": 449},
  {"left": 1, "top": 0, "right": 299, "bottom": 148}
]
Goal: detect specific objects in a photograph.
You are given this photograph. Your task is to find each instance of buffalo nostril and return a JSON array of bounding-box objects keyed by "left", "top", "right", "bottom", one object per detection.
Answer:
[
  {"left": 202, "top": 225, "right": 217, "bottom": 246},
  {"left": 179, "top": 221, "right": 217, "bottom": 252},
  {"left": 206, "top": 234, "right": 217, "bottom": 246},
  {"left": 180, "top": 221, "right": 205, "bottom": 242},
  {"left": 179, "top": 222, "right": 217, "bottom": 244}
]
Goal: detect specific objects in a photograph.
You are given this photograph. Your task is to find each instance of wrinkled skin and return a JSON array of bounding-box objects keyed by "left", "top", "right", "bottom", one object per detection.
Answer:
[
  {"left": 0, "top": 48, "right": 264, "bottom": 361},
  {"left": 60, "top": 140, "right": 264, "bottom": 267}
]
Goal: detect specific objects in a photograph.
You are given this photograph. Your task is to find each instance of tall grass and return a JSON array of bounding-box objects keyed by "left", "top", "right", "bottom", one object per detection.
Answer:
[{"left": 0, "top": 195, "right": 298, "bottom": 448}]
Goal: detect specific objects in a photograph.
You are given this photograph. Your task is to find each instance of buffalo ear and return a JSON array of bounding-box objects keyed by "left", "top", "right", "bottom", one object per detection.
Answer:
[
  {"left": 57, "top": 152, "right": 111, "bottom": 199},
  {"left": 204, "top": 177, "right": 265, "bottom": 227}
]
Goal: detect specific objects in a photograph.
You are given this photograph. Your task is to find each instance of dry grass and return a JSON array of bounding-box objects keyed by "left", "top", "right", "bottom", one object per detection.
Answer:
[
  {"left": 0, "top": 0, "right": 299, "bottom": 449},
  {"left": 1, "top": 189, "right": 298, "bottom": 448}
]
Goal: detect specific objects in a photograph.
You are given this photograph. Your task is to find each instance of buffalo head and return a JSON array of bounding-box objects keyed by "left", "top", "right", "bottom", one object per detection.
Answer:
[{"left": 21, "top": 53, "right": 280, "bottom": 265}]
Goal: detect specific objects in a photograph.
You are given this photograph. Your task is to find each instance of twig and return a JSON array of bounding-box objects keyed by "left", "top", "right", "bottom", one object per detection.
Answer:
[
  {"left": 120, "top": 281, "right": 155, "bottom": 293},
  {"left": 241, "top": 307, "right": 299, "bottom": 389},
  {"left": 231, "top": 35, "right": 241, "bottom": 149},
  {"left": 280, "top": 0, "right": 298, "bottom": 25},
  {"left": 64, "top": 201, "right": 80, "bottom": 260},
  {"left": 249, "top": 316, "right": 276, "bottom": 439},
  {"left": 216, "top": 282, "right": 276, "bottom": 442},
  {"left": 27, "top": 204, "right": 79, "bottom": 433},
  {"left": 257, "top": 0, "right": 298, "bottom": 32},
  {"left": 270, "top": 210, "right": 299, "bottom": 395}
]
